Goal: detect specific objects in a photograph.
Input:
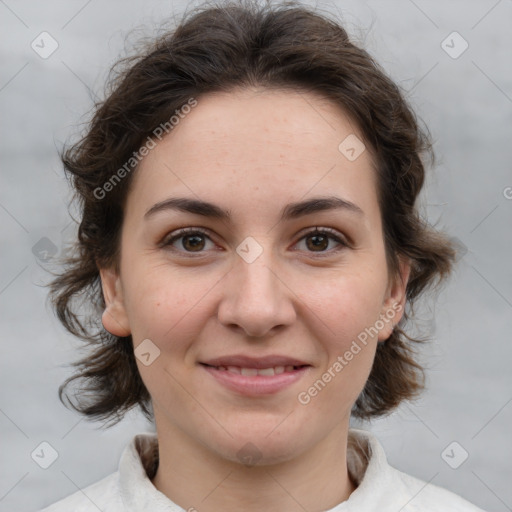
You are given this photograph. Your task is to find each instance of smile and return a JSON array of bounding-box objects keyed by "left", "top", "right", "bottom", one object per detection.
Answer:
[
  {"left": 204, "top": 364, "right": 307, "bottom": 376},
  {"left": 199, "top": 360, "right": 311, "bottom": 396}
]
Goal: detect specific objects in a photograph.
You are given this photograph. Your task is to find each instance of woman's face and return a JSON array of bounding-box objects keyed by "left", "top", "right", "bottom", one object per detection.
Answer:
[{"left": 101, "top": 87, "right": 409, "bottom": 465}]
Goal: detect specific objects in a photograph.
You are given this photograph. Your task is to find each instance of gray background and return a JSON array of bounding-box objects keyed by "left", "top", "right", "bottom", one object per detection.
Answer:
[{"left": 1, "top": 0, "right": 511, "bottom": 511}]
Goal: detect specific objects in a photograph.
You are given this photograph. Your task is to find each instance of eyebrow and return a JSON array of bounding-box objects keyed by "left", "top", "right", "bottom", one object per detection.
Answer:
[{"left": 144, "top": 195, "right": 364, "bottom": 222}]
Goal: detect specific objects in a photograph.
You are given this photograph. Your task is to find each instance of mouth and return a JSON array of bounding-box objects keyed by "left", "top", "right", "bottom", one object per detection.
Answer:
[
  {"left": 199, "top": 355, "right": 311, "bottom": 395},
  {"left": 200, "top": 363, "right": 308, "bottom": 376}
]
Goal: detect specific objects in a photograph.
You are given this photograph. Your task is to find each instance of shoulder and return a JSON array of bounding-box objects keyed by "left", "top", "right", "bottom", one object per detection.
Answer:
[
  {"left": 393, "top": 468, "right": 487, "bottom": 512},
  {"left": 37, "top": 471, "right": 122, "bottom": 512},
  {"left": 346, "top": 429, "right": 487, "bottom": 512},
  {"left": 36, "top": 431, "right": 159, "bottom": 512}
]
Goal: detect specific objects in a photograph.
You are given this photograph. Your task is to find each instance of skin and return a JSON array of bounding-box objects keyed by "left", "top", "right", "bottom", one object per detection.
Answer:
[{"left": 100, "top": 87, "right": 410, "bottom": 512}]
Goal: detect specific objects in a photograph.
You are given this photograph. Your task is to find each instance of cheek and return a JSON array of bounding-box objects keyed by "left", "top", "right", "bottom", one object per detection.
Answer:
[
  {"left": 295, "top": 269, "right": 386, "bottom": 403},
  {"left": 302, "top": 270, "right": 387, "bottom": 343},
  {"left": 297, "top": 278, "right": 382, "bottom": 413},
  {"left": 122, "top": 262, "right": 223, "bottom": 370}
]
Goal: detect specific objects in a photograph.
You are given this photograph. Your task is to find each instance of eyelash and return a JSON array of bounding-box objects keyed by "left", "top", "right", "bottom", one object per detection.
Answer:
[{"left": 160, "top": 227, "right": 349, "bottom": 257}]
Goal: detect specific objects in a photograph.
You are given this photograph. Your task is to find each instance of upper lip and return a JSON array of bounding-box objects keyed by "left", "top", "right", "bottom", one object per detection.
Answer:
[{"left": 200, "top": 355, "right": 310, "bottom": 369}]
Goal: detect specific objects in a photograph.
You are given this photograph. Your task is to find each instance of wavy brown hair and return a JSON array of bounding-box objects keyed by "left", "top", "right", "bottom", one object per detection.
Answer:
[{"left": 49, "top": 0, "right": 456, "bottom": 426}]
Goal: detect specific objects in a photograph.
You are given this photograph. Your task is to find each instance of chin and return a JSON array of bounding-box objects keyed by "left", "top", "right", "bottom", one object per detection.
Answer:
[
  {"left": 213, "top": 437, "right": 305, "bottom": 467},
  {"left": 199, "top": 417, "right": 315, "bottom": 466}
]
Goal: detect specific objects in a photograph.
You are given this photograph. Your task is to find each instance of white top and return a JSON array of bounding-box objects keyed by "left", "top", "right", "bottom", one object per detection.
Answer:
[{"left": 38, "top": 429, "right": 485, "bottom": 512}]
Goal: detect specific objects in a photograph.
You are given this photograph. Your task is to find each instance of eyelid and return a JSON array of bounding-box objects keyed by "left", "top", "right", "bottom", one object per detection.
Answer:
[
  {"left": 160, "top": 226, "right": 350, "bottom": 255},
  {"left": 296, "top": 226, "right": 350, "bottom": 247},
  {"left": 159, "top": 227, "right": 218, "bottom": 250}
]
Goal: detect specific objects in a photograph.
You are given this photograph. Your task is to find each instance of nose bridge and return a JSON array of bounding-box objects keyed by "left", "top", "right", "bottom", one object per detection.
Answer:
[{"left": 217, "top": 242, "right": 295, "bottom": 337}]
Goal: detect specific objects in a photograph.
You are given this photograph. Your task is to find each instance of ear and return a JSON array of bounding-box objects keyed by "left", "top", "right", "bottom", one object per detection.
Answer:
[
  {"left": 99, "top": 267, "right": 131, "bottom": 337},
  {"left": 377, "top": 256, "right": 411, "bottom": 342}
]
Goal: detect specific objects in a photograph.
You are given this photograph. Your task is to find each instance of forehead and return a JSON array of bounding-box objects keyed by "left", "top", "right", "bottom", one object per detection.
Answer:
[{"left": 126, "top": 87, "right": 379, "bottom": 225}]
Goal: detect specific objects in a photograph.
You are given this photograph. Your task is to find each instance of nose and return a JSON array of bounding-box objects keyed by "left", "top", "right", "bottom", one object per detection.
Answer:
[{"left": 217, "top": 250, "right": 296, "bottom": 339}]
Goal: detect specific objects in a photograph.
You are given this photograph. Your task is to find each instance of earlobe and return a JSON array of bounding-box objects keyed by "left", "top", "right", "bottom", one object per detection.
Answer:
[
  {"left": 378, "top": 257, "right": 411, "bottom": 342},
  {"left": 99, "top": 268, "right": 131, "bottom": 337}
]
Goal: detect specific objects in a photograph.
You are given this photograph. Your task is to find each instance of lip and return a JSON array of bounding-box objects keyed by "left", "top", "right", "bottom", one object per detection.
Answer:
[
  {"left": 201, "top": 364, "right": 310, "bottom": 395},
  {"left": 199, "top": 354, "right": 311, "bottom": 396},
  {"left": 201, "top": 354, "right": 310, "bottom": 369}
]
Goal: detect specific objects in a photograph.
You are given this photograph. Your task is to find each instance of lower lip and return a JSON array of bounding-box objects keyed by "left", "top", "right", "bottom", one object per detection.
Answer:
[{"left": 200, "top": 364, "right": 310, "bottom": 396}]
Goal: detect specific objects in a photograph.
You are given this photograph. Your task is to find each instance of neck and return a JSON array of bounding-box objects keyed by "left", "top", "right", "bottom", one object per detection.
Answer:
[{"left": 151, "top": 421, "right": 357, "bottom": 512}]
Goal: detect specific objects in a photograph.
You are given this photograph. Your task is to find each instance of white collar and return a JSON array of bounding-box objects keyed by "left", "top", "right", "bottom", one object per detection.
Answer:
[{"left": 117, "top": 428, "right": 414, "bottom": 511}]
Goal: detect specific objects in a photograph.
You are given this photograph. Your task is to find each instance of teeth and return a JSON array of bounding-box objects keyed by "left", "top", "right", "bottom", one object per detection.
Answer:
[
  {"left": 216, "top": 365, "right": 298, "bottom": 376},
  {"left": 241, "top": 368, "right": 259, "bottom": 376},
  {"left": 258, "top": 367, "right": 276, "bottom": 376}
]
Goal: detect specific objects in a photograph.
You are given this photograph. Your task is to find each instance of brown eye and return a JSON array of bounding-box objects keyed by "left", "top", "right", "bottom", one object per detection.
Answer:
[
  {"left": 181, "top": 234, "right": 206, "bottom": 251},
  {"left": 305, "top": 233, "right": 329, "bottom": 251},
  {"left": 162, "top": 228, "right": 215, "bottom": 253},
  {"left": 295, "top": 228, "right": 348, "bottom": 256}
]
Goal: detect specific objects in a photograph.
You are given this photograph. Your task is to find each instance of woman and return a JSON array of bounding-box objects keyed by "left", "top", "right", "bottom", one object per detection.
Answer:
[{"left": 40, "top": 0, "right": 485, "bottom": 510}]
